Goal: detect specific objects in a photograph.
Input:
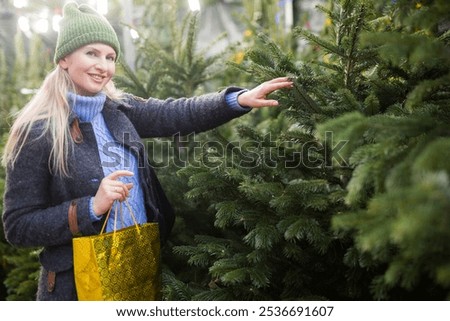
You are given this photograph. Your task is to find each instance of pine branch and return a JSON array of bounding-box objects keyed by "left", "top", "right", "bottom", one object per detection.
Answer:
[
  {"left": 294, "top": 27, "right": 346, "bottom": 57},
  {"left": 290, "top": 78, "right": 321, "bottom": 114},
  {"left": 405, "top": 73, "right": 450, "bottom": 110},
  {"left": 162, "top": 267, "right": 194, "bottom": 300},
  {"left": 243, "top": 223, "right": 281, "bottom": 250},
  {"left": 115, "top": 60, "right": 148, "bottom": 96},
  {"left": 214, "top": 201, "right": 240, "bottom": 229},
  {"left": 278, "top": 216, "right": 331, "bottom": 255},
  {"left": 343, "top": 4, "right": 366, "bottom": 88}
]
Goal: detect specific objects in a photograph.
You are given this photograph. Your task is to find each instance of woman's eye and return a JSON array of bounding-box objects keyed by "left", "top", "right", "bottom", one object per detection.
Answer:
[
  {"left": 86, "top": 51, "right": 96, "bottom": 56},
  {"left": 107, "top": 56, "right": 115, "bottom": 61}
]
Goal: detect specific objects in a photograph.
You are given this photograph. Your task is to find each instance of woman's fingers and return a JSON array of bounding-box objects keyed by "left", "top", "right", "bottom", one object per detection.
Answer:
[
  {"left": 107, "top": 174, "right": 134, "bottom": 200},
  {"left": 263, "top": 77, "right": 294, "bottom": 93},
  {"left": 238, "top": 77, "right": 293, "bottom": 108},
  {"left": 107, "top": 170, "right": 134, "bottom": 180},
  {"left": 110, "top": 182, "right": 134, "bottom": 201},
  {"left": 92, "top": 171, "right": 135, "bottom": 215}
]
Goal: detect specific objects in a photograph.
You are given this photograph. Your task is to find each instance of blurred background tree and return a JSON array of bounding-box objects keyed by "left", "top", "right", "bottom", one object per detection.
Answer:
[{"left": 0, "top": 32, "right": 51, "bottom": 300}]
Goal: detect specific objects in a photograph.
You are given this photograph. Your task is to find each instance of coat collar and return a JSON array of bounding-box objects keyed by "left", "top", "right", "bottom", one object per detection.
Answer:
[
  {"left": 68, "top": 96, "right": 139, "bottom": 147},
  {"left": 102, "top": 97, "right": 135, "bottom": 145}
]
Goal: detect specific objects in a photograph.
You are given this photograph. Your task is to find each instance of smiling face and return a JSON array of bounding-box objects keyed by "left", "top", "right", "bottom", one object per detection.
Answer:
[{"left": 58, "top": 43, "right": 116, "bottom": 96}]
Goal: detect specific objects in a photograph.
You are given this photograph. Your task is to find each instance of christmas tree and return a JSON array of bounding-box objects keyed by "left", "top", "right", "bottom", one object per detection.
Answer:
[
  {"left": 170, "top": 0, "right": 450, "bottom": 300},
  {"left": 315, "top": 0, "right": 450, "bottom": 300}
]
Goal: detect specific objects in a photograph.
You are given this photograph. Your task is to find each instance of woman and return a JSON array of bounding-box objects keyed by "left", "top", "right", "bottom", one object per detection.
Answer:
[{"left": 1, "top": 2, "right": 293, "bottom": 300}]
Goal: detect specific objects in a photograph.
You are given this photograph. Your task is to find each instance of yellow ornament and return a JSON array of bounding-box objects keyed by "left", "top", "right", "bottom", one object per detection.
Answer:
[{"left": 234, "top": 51, "right": 245, "bottom": 64}]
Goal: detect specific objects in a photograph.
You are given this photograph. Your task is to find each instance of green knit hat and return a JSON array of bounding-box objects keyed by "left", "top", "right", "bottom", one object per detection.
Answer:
[{"left": 54, "top": 2, "right": 120, "bottom": 64}]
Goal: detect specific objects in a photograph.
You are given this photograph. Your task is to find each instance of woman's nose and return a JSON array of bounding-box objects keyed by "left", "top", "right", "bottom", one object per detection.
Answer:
[{"left": 95, "top": 58, "right": 107, "bottom": 70}]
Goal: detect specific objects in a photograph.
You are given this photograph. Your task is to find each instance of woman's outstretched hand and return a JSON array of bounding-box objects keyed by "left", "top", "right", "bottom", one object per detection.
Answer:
[{"left": 238, "top": 77, "right": 294, "bottom": 108}]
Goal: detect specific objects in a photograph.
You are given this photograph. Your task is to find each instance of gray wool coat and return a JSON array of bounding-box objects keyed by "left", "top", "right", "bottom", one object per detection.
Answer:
[{"left": 2, "top": 87, "right": 249, "bottom": 300}]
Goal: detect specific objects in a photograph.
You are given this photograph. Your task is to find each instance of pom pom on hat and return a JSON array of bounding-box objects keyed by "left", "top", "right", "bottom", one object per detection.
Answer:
[{"left": 54, "top": 2, "right": 120, "bottom": 64}]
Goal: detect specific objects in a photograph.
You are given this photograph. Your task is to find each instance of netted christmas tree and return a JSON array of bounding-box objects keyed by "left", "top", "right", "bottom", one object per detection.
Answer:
[{"left": 171, "top": 0, "right": 450, "bottom": 300}]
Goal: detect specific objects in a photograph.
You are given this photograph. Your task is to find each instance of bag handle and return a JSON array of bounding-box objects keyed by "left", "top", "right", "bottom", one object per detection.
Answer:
[{"left": 100, "top": 199, "right": 140, "bottom": 235}]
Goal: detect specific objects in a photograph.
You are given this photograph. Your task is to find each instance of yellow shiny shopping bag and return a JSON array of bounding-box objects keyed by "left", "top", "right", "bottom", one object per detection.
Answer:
[{"left": 73, "top": 201, "right": 161, "bottom": 301}]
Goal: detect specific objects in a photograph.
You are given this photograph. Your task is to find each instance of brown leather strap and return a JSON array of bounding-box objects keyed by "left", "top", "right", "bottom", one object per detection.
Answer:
[
  {"left": 70, "top": 118, "right": 83, "bottom": 144},
  {"left": 68, "top": 200, "right": 80, "bottom": 236},
  {"left": 47, "top": 271, "right": 56, "bottom": 292}
]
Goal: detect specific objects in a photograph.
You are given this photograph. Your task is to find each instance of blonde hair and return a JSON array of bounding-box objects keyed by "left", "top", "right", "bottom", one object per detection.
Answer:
[{"left": 2, "top": 65, "right": 123, "bottom": 177}]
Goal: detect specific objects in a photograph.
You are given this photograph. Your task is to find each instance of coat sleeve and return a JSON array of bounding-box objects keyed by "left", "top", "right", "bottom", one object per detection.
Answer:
[
  {"left": 121, "top": 87, "right": 251, "bottom": 138},
  {"left": 2, "top": 129, "right": 97, "bottom": 248}
]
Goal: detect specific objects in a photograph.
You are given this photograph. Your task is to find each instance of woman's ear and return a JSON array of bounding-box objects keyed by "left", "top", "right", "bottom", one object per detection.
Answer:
[{"left": 58, "top": 58, "right": 68, "bottom": 70}]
